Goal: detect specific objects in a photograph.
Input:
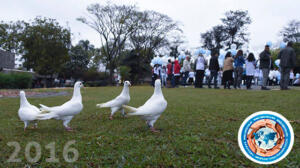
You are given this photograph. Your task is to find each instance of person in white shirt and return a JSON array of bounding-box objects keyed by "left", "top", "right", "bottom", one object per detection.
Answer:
[
  {"left": 188, "top": 70, "right": 195, "bottom": 85},
  {"left": 161, "top": 65, "right": 167, "bottom": 87},
  {"left": 245, "top": 53, "right": 256, "bottom": 89},
  {"left": 289, "top": 70, "right": 294, "bottom": 86},
  {"left": 152, "top": 64, "right": 161, "bottom": 86},
  {"left": 182, "top": 56, "right": 191, "bottom": 86},
  {"left": 194, "top": 54, "right": 206, "bottom": 88}
]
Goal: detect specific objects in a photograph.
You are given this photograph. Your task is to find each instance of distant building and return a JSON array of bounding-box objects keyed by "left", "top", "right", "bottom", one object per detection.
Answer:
[{"left": 0, "top": 50, "right": 15, "bottom": 69}]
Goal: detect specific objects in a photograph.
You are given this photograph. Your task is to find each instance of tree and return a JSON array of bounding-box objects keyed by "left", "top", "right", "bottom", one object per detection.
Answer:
[
  {"left": 201, "top": 25, "right": 226, "bottom": 54},
  {"left": 129, "top": 10, "right": 181, "bottom": 60},
  {"left": 280, "top": 20, "right": 300, "bottom": 43},
  {"left": 127, "top": 10, "right": 181, "bottom": 82},
  {"left": 120, "top": 49, "right": 152, "bottom": 84},
  {"left": 77, "top": 3, "right": 138, "bottom": 84},
  {"left": 292, "top": 43, "right": 300, "bottom": 67},
  {"left": 0, "top": 21, "right": 26, "bottom": 54},
  {"left": 63, "top": 40, "right": 95, "bottom": 79},
  {"left": 22, "top": 17, "right": 71, "bottom": 77},
  {"left": 221, "top": 10, "right": 251, "bottom": 49}
]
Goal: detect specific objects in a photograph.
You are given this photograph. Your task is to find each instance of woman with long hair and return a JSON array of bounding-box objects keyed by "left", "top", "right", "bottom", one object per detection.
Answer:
[
  {"left": 222, "top": 52, "right": 234, "bottom": 89},
  {"left": 245, "top": 53, "right": 256, "bottom": 89}
]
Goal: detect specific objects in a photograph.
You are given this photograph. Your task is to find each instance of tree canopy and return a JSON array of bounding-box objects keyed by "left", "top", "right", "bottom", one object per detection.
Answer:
[{"left": 21, "top": 17, "right": 71, "bottom": 77}]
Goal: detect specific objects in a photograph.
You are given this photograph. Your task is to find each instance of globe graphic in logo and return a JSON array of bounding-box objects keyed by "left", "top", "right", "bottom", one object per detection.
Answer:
[{"left": 254, "top": 127, "right": 278, "bottom": 150}]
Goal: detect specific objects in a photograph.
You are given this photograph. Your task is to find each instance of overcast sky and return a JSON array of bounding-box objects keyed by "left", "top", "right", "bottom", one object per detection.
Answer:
[{"left": 1, "top": 0, "right": 300, "bottom": 54}]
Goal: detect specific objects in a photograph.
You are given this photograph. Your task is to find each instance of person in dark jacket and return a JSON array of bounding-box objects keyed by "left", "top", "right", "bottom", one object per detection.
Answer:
[
  {"left": 208, "top": 52, "right": 220, "bottom": 89},
  {"left": 259, "top": 45, "right": 272, "bottom": 90},
  {"left": 233, "top": 50, "right": 245, "bottom": 89},
  {"left": 278, "top": 41, "right": 297, "bottom": 90}
]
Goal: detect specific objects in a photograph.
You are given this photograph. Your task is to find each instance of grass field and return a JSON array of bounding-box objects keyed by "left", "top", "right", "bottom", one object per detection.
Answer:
[{"left": 0, "top": 86, "right": 299, "bottom": 167}]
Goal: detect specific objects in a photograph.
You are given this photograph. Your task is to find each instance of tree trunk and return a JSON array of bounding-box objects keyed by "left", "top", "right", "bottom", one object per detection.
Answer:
[{"left": 109, "top": 66, "right": 114, "bottom": 85}]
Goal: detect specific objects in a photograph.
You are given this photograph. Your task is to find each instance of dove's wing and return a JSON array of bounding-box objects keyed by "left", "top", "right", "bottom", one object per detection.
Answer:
[
  {"left": 18, "top": 106, "right": 40, "bottom": 121},
  {"left": 128, "top": 99, "right": 167, "bottom": 116},
  {"left": 97, "top": 95, "right": 129, "bottom": 108}
]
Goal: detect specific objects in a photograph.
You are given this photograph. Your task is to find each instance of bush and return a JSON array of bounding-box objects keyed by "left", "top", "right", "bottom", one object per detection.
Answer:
[
  {"left": 0, "top": 73, "right": 33, "bottom": 89},
  {"left": 119, "top": 66, "right": 131, "bottom": 81},
  {"left": 85, "top": 80, "right": 108, "bottom": 87},
  {"left": 82, "top": 70, "right": 109, "bottom": 81}
]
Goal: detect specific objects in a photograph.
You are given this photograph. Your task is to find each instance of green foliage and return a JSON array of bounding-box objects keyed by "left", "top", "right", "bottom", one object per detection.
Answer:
[
  {"left": 0, "top": 73, "right": 32, "bottom": 89},
  {"left": 293, "top": 43, "right": 300, "bottom": 66},
  {"left": 120, "top": 50, "right": 152, "bottom": 84},
  {"left": 0, "top": 21, "right": 26, "bottom": 54},
  {"left": 21, "top": 17, "right": 71, "bottom": 77},
  {"left": 271, "top": 49, "right": 280, "bottom": 68},
  {"left": 201, "top": 10, "right": 252, "bottom": 51},
  {"left": 119, "top": 66, "right": 131, "bottom": 82},
  {"left": 62, "top": 40, "right": 96, "bottom": 79},
  {"left": 0, "top": 87, "right": 299, "bottom": 167},
  {"left": 82, "top": 69, "right": 109, "bottom": 82},
  {"left": 221, "top": 10, "right": 252, "bottom": 49},
  {"left": 280, "top": 20, "right": 300, "bottom": 43}
]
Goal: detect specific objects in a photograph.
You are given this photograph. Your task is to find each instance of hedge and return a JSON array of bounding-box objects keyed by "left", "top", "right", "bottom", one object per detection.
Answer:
[{"left": 0, "top": 73, "right": 33, "bottom": 89}]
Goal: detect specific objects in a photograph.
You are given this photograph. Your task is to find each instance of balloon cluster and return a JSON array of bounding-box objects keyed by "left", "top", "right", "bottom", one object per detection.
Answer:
[
  {"left": 280, "top": 42, "right": 286, "bottom": 49},
  {"left": 266, "top": 41, "right": 272, "bottom": 47},
  {"left": 218, "top": 51, "right": 226, "bottom": 67},
  {"left": 230, "top": 44, "right": 237, "bottom": 56},
  {"left": 206, "top": 50, "right": 211, "bottom": 56},
  {"left": 151, "top": 57, "right": 163, "bottom": 66},
  {"left": 178, "top": 52, "right": 186, "bottom": 61},
  {"left": 275, "top": 59, "right": 280, "bottom": 67},
  {"left": 194, "top": 48, "right": 206, "bottom": 56}
]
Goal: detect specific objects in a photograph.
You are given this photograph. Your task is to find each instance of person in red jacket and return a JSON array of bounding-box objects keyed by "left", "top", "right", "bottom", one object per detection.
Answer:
[
  {"left": 167, "top": 59, "right": 173, "bottom": 87},
  {"left": 173, "top": 60, "right": 181, "bottom": 87}
]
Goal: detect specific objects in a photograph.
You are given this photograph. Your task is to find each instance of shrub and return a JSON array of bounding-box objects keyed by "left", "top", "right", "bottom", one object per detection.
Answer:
[
  {"left": 85, "top": 80, "right": 108, "bottom": 87},
  {"left": 82, "top": 70, "right": 109, "bottom": 81},
  {"left": 119, "top": 66, "right": 131, "bottom": 81},
  {"left": 0, "top": 73, "right": 33, "bottom": 89}
]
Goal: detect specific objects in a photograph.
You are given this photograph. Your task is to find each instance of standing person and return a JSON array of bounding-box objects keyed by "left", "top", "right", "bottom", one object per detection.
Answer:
[
  {"left": 278, "top": 41, "right": 297, "bottom": 90},
  {"left": 182, "top": 56, "right": 191, "bottom": 86},
  {"left": 194, "top": 53, "right": 206, "bottom": 88},
  {"left": 208, "top": 52, "right": 220, "bottom": 89},
  {"left": 233, "top": 50, "right": 245, "bottom": 89},
  {"left": 167, "top": 59, "right": 173, "bottom": 88},
  {"left": 188, "top": 70, "right": 195, "bottom": 85},
  {"left": 152, "top": 64, "right": 161, "bottom": 86},
  {"left": 222, "top": 52, "right": 234, "bottom": 89},
  {"left": 259, "top": 45, "right": 272, "bottom": 90},
  {"left": 173, "top": 60, "right": 181, "bottom": 87},
  {"left": 289, "top": 70, "right": 294, "bottom": 86},
  {"left": 245, "top": 53, "right": 256, "bottom": 89},
  {"left": 161, "top": 65, "right": 167, "bottom": 87}
]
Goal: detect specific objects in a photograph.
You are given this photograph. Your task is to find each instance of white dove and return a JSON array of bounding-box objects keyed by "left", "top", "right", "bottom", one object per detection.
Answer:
[
  {"left": 96, "top": 81, "right": 131, "bottom": 120},
  {"left": 123, "top": 79, "right": 167, "bottom": 133},
  {"left": 18, "top": 91, "right": 42, "bottom": 131},
  {"left": 37, "top": 81, "right": 84, "bottom": 131}
]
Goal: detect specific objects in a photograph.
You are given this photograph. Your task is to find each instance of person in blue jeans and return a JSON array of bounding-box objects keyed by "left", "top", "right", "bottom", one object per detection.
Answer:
[
  {"left": 234, "top": 50, "right": 245, "bottom": 89},
  {"left": 208, "top": 52, "right": 220, "bottom": 89}
]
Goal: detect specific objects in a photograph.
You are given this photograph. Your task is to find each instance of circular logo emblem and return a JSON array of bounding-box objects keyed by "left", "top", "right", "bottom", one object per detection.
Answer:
[{"left": 238, "top": 111, "right": 294, "bottom": 164}]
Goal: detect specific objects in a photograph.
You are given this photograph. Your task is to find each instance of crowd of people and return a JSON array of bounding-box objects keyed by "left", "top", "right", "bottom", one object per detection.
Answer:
[{"left": 152, "top": 42, "right": 298, "bottom": 90}]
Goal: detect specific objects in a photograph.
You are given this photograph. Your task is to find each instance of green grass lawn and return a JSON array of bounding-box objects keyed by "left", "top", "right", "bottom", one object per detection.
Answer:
[{"left": 0, "top": 86, "right": 299, "bottom": 167}]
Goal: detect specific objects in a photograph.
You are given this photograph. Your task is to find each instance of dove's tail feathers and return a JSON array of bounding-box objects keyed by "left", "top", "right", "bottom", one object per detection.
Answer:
[
  {"left": 39, "top": 104, "right": 51, "bottom": 111},
  {"left": 37, "top": 113, "right": 58, "bottom": 120},
  {"left": 96, "top": 103, "right": 105, "bottom": 108},
  {"left": 96, "top": 101, "right": 113, "bottom": 108},
  {"left": 122, "top": 105, "right": 138, "bottom": 114}
]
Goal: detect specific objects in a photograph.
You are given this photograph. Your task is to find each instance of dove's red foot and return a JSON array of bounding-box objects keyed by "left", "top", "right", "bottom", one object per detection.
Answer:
[
  {"left": 109, "top": 116, "right": 113, "bottom": 120},
  {"left": 150, "top": 127, "right": 160, "bottom": 133},
  {"left": 65, "top": 127, "right": 73, "bottom": 132}
]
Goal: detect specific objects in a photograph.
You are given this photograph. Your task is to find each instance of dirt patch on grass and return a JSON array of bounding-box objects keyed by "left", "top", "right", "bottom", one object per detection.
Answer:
[{"left": 0, "top": 90, "right": 69, "bottom": 98}]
